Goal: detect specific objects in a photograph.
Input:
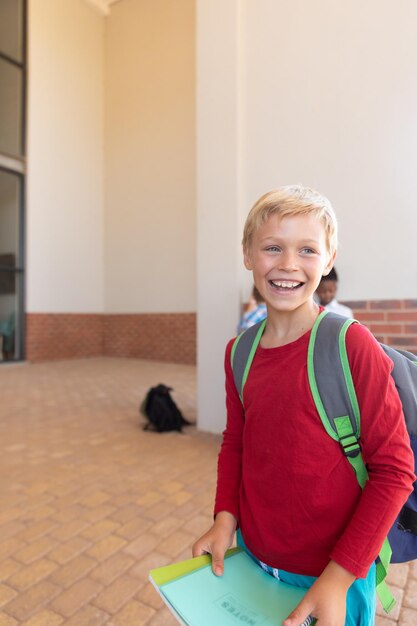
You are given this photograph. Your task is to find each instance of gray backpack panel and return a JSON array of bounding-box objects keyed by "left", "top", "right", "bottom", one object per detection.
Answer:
[
  {"left": 231, "top": 321, "right": 264, "bottom": 399},
  {"left": 380, "top": 344, "right": 417, "bottom": 436},
  {"left": 312, "top": 312, "right": 359, "bottom": 437}
]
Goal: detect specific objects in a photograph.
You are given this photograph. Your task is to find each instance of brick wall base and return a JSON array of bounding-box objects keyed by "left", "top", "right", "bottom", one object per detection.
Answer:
[
  {"left": 103, "top": 313, "right": 196, "bottom": 365},
  {"left": 25, "top": 312, "right": 196, "bottom": 364},
  {"left": 343, "top": 299, "right": 417, "bottom": 354},
  {"left": 25, "top": 314, "right": 104, "bottom": 362},
  {"left": 24, "top": 301, "right": 417, "bottom": 364}
]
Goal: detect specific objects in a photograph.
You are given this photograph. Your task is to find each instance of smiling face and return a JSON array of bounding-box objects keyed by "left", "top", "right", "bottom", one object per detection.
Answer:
[{"left": 243, "top": 213, "right": 335, "bottom": 317}]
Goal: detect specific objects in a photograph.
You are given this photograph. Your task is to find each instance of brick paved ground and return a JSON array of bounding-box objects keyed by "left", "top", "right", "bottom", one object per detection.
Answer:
[{"left": 0, "top": 357, "right": 415, "bottom": 625}]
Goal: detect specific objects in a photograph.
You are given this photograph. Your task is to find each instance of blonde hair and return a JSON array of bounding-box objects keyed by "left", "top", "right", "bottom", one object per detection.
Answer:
[{"left": 242, "top": 185, "right": 338, "bottom": 256}]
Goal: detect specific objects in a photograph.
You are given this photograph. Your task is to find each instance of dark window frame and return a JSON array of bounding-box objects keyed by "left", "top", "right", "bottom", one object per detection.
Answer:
[{"left": 0, "top": 0, "right": 26, "bottom": 362}]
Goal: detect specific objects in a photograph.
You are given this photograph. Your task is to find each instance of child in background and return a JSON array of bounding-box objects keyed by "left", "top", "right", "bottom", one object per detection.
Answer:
[
  {"left": 237, "top": 285, "right": 267, "bottom": 333},
  {"left": 192, "top": 185, "right": 415, "bottom": 626},
  {"left": 315, "top": 267, "right": 353, "bottom": 317}
]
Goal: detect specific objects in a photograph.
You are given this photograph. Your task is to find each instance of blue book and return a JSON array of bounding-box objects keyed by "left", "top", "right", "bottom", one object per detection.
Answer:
[{"left": 149, "top": 548, "right": 315, "bottom": 626}]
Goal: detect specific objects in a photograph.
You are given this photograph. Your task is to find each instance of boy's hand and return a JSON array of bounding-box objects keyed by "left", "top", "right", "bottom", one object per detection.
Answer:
[
  {"left": 192, "top": 511, "right": 237, "bottom": 576},
  {"left": 282, "top": 560, "right": 355, "bottom": 626}
]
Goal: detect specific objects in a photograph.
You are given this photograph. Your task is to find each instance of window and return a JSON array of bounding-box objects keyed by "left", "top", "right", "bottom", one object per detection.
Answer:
[{"left": 0, "top": 0, "right": 26, "bottom": 362}]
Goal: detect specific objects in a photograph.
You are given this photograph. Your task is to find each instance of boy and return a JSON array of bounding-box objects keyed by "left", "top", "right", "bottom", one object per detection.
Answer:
[
  {"left": 315, "top": 267, "right": 353, "bottom": 317},
  {"left": 192, "top": 186, "right": 415, "bottom": 626}
]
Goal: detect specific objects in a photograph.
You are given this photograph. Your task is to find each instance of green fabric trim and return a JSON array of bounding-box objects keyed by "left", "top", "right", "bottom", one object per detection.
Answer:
[
  {"left": 338, "top": 319, "right": 361, "bottom": 436},
  {"left": 307, "top": 310, "right": 338, "bottom": 441},
  {"left": 334, "top": 416, "right": 368, "bottom": 488},
  {"left": 333, "top": 416, "right": 353, "bottom": 438},
  {"left": 240, "top": 319, "right": 267, "bottom": 400},
  {"left": 334, "top": 419, "right": 359, "bottom": 451},
  {"left": 340, "top": 435, "right": 358, "bottom": 447},
  {"left": 376, "top": 538, "right": 392, "bottom": 585},
  {"left": 376, "top": 537, "right": 394, "bottom": 612},
  {"left": 346, "top": 452, "right": 368, "bottom": 489},
  {"left": 376, "top": 579, "right": 396, "bottom": 613}
]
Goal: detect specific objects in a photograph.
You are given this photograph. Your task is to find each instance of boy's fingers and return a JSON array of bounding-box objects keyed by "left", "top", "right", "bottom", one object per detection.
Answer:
[
  {"left": 192, "top": 544, "right": 208, "bottom": 558},
  {"left": 192, "top": 542, "right": 224, "bottom": 576},
  {"left": 211, "top": 547, "right": 225, "bottom": 576},
  {"left": 282, "top": 599, "right": 313, "bottom": 626}
]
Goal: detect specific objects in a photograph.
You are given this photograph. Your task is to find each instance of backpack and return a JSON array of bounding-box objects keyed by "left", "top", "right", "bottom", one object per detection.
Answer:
[
  {"left": 140, "top": 384, "right": 191, "bottom": 433},
  {"left": 231, "top": 310, "right": 417, "bottom": 613}
]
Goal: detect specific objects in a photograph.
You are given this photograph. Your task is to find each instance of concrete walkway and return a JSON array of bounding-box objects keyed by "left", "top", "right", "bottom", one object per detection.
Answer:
[{"left": 0, "top": 358, "right": 415, "bottom": 625}]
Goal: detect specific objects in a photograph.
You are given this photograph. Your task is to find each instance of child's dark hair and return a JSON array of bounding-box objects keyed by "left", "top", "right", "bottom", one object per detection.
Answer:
[
  {"left": 252, "top": 286, "right": 265, "bottom": 304},
  {"left": 321, "top": 267, "right": 338, "bottom": 283}
]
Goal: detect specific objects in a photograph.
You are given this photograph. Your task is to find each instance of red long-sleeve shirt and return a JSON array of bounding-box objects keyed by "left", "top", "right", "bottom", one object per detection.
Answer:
[{"left": 214, "top": 322, "right": 415, "bottom": 578}]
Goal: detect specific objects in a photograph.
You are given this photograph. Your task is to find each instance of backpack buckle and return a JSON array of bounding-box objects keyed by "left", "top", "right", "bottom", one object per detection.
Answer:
[{"left": 339, "top": 434, "right": 361, "bottom": 458}]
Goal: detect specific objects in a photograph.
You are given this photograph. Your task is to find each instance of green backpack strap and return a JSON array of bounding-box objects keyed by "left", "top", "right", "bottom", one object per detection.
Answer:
[
  {"left": 308, "top": 310, "right": 395, "bottom": 613},
  {"left": 231, "top": 319, "right": 266, "bottom": 401},
  {"left": 307, "top": 311, "right": 367, "bottom": 484}
]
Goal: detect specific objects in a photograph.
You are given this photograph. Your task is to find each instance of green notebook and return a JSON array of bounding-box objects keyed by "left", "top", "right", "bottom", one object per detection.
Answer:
[{"left": 149, "top": 548, "right": 314, "bottom": 626}]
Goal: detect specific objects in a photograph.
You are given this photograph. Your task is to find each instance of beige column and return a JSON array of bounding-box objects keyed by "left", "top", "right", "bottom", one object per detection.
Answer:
[{"left": 196, "top": 0, "right": 243, "bottom": 432}]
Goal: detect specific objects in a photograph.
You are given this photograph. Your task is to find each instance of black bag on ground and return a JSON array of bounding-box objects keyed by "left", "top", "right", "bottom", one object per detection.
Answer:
[{"left": 140, "top": 384, "right": 191, "bottom": 432}]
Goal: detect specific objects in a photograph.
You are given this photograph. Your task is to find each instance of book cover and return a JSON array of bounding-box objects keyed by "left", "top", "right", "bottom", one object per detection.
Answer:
[{"left": 149, "top": 548, "right": 315, "bottom": 626}]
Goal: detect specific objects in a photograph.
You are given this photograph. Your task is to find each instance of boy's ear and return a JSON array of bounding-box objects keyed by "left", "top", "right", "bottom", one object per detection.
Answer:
[
  {"left": 243, "top": 247, "right": 253, "bottom": 270},
  {"left": 323, "top": 250, "right": 337, "bottom": 276}
]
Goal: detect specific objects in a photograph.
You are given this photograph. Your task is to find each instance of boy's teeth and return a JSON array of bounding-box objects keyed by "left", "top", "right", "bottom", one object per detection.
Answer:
[{"left": 271, "top": 280, "right": 301, "bottom": 288}]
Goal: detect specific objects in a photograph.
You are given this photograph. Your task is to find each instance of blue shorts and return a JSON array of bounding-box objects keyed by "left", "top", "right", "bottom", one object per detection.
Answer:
[{"left": 236, "top": 529, "right": 376, "bottom": 626}]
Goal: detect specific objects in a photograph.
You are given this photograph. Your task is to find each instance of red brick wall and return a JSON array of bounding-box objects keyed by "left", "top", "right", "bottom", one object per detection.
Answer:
[
  {"left": 102, "top": 313, "right": 196, "bottom": 365},
  {"left": 343, "top": 299, "right": 417, "bottom": 354},
  {"left": 25, "top": 312, "right": 196, "bottom": 364},
  {"left": 26, "top": 314, "right": 104, "bottom": 362}
]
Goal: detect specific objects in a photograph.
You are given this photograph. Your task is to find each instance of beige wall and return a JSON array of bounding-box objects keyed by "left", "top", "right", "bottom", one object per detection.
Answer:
[
  {"left": 241, "top": 0, "right": 417, "bottom": 301},
  {"left": 27, "top": 0, "right": 104, "bottom": 313},
  {"left": 26, "top": 0, "right": 196, "bottom": 315},
  {"left": 104, "top": 0, "right": 196, "bottom": 313}
]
